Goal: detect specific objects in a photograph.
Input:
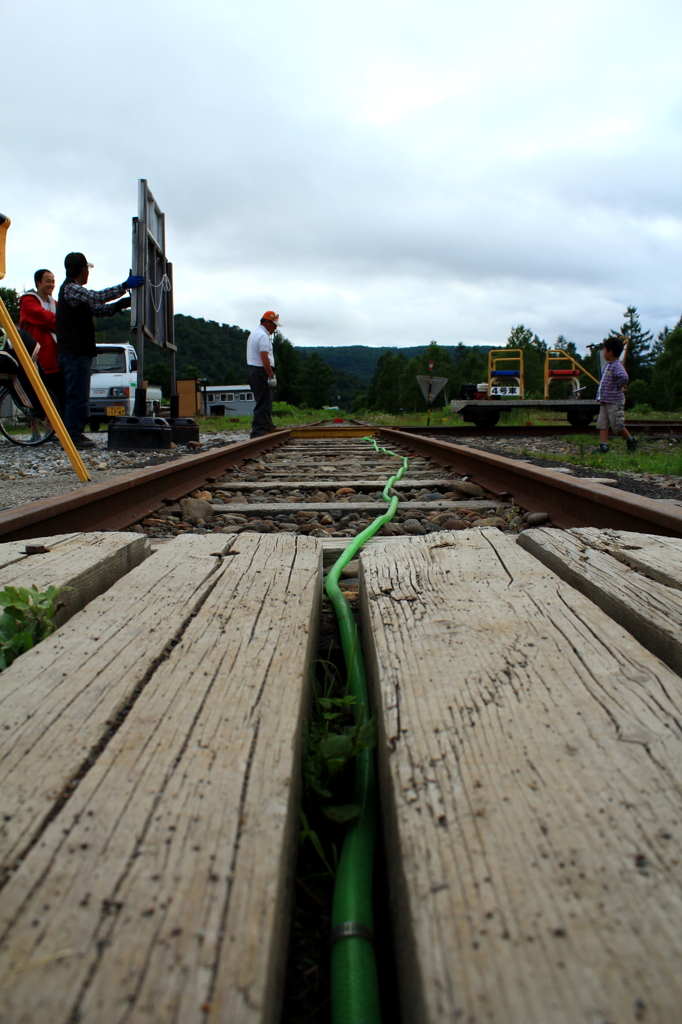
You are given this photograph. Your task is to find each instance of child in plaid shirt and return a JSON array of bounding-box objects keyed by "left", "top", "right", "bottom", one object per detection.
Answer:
[{"left": 596, "top": 337, "right": 637, "bottom": 453}]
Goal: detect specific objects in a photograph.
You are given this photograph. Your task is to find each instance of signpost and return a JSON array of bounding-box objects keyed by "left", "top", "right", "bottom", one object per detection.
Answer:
[
  {"left": 416, "top": 365, "right": 448, "bottom": 426},
  {"left": 131, "top": 180, "right": 176, "bottom": 416}
]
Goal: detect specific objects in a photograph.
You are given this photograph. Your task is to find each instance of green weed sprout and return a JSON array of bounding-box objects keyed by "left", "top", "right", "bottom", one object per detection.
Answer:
[{"left": 0, "top": 585, "right": 67, "bottom": 671}]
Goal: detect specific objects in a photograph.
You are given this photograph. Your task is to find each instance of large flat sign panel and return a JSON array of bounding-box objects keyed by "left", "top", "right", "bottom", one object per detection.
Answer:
[{"left": 131, "top": 180, "right": 175, "bottom": 351}]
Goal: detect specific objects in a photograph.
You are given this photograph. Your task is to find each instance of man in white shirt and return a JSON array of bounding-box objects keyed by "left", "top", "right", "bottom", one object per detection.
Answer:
[{"left": 246, "top": 310, "right": 279, "bottom": 437}]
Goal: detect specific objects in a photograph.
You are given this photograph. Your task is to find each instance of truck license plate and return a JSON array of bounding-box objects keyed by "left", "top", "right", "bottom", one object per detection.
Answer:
[{"left": 106, "top": 405, "right": 126, "bottom": 417}]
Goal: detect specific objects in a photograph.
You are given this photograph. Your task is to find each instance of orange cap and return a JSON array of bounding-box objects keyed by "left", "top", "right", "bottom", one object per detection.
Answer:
[{"left": 261, "top": 310, "right": 280, "bottom": 326}]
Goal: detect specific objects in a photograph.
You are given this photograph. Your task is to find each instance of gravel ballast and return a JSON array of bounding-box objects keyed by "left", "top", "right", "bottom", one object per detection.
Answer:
[{"left": 0, "top": 430, "right": 250, "bottom": 511}]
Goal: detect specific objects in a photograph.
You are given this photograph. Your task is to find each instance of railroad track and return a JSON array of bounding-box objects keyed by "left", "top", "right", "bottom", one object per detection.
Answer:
[
  {"left": 2, "top": 423, "right": 682, "bottom": 1023},
  {"left": 397, "top": 419, "right": 682, "bottom": 436},
  {"left": 1, "top": 424, "right": 681, "bottom": 542}
]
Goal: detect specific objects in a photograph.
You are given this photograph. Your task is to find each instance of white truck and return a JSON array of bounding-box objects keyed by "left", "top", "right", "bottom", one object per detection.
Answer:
[{"left": 88, "top": 343, "right": 163, "bottom": 431}]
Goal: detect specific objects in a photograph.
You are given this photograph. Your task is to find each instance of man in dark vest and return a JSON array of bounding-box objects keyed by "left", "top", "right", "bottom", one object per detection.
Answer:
[{"left": 55, "top": 252, "right": 143, "bottom": 449}]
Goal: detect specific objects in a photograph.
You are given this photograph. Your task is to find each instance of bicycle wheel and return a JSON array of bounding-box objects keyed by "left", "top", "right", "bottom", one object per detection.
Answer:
[{"left": 0, "top": 386, "right": 59, "bottom": 446}]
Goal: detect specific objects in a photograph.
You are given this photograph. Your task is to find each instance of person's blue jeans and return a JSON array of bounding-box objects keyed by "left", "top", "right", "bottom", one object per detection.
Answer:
[{"left": 57, "top": 353, "right": 92, "bottom": 439}]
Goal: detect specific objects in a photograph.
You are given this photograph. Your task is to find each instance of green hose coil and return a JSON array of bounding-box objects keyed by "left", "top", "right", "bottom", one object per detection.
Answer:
[{"left": 326, "top": 438, "right": 409, "bottom": 1024}]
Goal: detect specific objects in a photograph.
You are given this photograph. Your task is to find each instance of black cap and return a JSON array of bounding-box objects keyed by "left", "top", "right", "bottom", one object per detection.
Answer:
[{"left": 64, "top": 252, "right": 93, "bottom": 274}]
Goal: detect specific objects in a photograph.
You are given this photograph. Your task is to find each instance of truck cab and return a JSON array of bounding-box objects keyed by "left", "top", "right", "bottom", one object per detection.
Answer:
[{"left": 88, "top": 343, "right": 163, "bottom": 431}]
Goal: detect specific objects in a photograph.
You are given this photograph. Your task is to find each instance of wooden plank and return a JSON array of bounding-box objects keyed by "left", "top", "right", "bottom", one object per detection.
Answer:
[
  {"left": 0, "top": 535, "right": 234, "bottom": 876},
  {"left": 214, "top": 479, "right": 462, "bottom": 491},
  {"left": 0, "top": 533, "right": 321, "bottom": 1024},
  {"left": 321, "top": 534, "right": 442, "bottom": 565},
  {"left": 0, "top": 534, "right": 78, "bottom": 571},
  {"left": 211, "top": 500, "right": 498, "bottom": 516},
  {"left": 360, "top": 529, "right": 682, "bottom": 1024},
  {"left": 517, "top": 527, "right": 682, "bottom": 674},
  {"left": 569, "top": 527, "right": 682, "bottom": 591},
  {"left": 290, "top": 426, "right": 378, "bottom": 437},
  {"left": 0, "top": 532, "right": 150, "bottom": 626}
]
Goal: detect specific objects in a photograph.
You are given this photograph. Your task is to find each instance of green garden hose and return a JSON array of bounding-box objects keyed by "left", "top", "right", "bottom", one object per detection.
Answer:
[{"left": 326, "top": 438, "right": 409, "bottom": 1024}]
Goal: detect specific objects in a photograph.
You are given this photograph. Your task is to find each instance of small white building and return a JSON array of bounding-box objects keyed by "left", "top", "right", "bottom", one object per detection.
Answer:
[{"left": 201, "top": 384, "right": 255, "bottom": 417}]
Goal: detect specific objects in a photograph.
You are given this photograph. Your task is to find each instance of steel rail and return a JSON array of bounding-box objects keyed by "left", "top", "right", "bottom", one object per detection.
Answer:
[
  {"left": 0, "top": 429, "right": 291, "bottom": 542},
  {"left": 380, "top": 428, "right": 682, "bottom": 538},
  {"left": 296, "top": 421, "right": 682, "bottom": 437},
  {"left": 387, "top": 422, "right": 682, "bottom": 437},
  {"left": 1, "top": 425, "right": 681, "bottom": 543}
]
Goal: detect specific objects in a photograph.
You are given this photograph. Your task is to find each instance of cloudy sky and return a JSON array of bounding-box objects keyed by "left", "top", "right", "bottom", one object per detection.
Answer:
[{"left": 2, "top": 0, "right": 681, "bottom": 353}]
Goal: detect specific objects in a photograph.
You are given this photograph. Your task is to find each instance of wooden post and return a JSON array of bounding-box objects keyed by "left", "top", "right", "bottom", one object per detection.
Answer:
[
  {"left": 166, "top": 261, "right": 178, "bottom": 415},
  {"left": 134, "top": 181, "right": 147, "bottom": 416}
]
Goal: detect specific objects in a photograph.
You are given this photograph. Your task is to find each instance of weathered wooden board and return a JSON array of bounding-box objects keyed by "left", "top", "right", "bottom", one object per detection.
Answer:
[
  {"left": 212, "top": 500, "right": 496, "bottom": 516},
  {"left": 0, "top": 531, "right": 150, "bottom": 625},
  {"left": 0, "top": 534, "right": 232, "bottom": 875},
  {"left": 517, "top": 527, "right": 682, "bottom": 674},
  {"left": 569, "top": 527, "right": 682, "bottom": 591},
  {"left": 360, "top": 529, "right": 682, "bottom": 1024},
  {"left": 0, "top": 533, "right": 322, "bottom": 1024},
  {"left": 321, "top": 534, "right": 445, "bottom": 565},
  {"left": 214, "top": 478, "right": 460, "bottom": 491},
  {"left": 0, "top": 534, "right": 78, "bottom": 571}
]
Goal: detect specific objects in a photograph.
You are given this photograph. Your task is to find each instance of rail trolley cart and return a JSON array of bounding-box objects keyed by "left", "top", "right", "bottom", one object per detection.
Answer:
[
  {"left": 488, "top": 348, "right": 524, "bottom": 398},
  {"left": 544, "top": 348, "right": 600, "bottom": 400},
  {"left": 452, "top": 342, "right": 604, "bottom": 428}
]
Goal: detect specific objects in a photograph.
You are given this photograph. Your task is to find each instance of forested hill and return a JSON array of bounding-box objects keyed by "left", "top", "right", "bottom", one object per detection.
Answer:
[
  {"left": 294, "top": 344, "right": 485, "bottom": 381},
  {"left": 94, "top": 313, "right": 250, "bottom": 389},
  {"left": 94, "top": 311, "right": 492, "bottom": 406}
]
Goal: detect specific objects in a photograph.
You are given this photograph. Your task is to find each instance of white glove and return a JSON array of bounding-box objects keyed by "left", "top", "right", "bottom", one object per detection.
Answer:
[{"left": 267, "top": 375, "right": 277, "bottom": 388}]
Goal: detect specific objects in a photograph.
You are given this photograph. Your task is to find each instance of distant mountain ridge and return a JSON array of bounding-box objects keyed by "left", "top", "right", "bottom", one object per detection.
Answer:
[
  {"left": 94, "top": 312, "right": 492, "bottom": 405},
  {"left": 295, "top": 344, "right": 491, "bottom": 383}
]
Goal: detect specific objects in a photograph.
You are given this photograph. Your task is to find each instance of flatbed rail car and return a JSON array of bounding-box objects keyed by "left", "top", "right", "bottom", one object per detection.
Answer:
[{"left": 450, "top": 398, "right": 601, "bottom": 428}]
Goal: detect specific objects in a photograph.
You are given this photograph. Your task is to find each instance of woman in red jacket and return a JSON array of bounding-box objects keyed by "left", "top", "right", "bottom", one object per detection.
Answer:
[{"left": 19, "top": 269, "right": 66, "bottom": 414}]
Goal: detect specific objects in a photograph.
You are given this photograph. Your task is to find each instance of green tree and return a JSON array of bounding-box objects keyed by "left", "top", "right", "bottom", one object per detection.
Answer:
[
  {"left": 608, "top": 306, "right": 653, "bottom": 381},
  {"left": 300, "top": 352, "right": 335, "bottom": 408},
  {"left": 505, "top": 325, "right": 546, "bottom": 396},
  {"left": 272, "top": 332, "right": 304, "bottom": 405},
  {"left": 554, "top": 334, "right": 578, "bottom": 357},
  {"left": 651, "top": 316, "right": 682, "bottom": 411},
  {"left": 148, "top": 361, "right": 171, "bottom": 396},
  {"left": 0, "top": 287, "right": 20, "bottom": 324},
  {"left": 449, "top": 343, "right": 488, "bottom": 399},
  {"left": 331, "top": 367, "right": 365, "bottom": 409},
  {"left": 366, "top": 351, "right": 410, "bottom": 413},
  {"left": 406, "top": 341, "right": 454, "bottom": 410},
  {"left": 624, "top": 378, "right": 653, "bottom": 409},
  {"left": 650, "top": 324, "right": 669, "bottom": 364}
]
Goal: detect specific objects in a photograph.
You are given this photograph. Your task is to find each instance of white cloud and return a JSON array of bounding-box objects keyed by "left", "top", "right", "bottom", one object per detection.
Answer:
[{"left": 2, "top": 0, "right": 681, "bottom": 355}]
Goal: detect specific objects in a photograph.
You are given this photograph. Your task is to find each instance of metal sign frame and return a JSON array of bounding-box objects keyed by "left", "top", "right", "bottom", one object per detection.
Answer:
[
  {"left": 416, "top": 375, "right": 448, "bottom": 401},
  {"left": 130, "top": 179, "right": 176, "bottom": 415},
  {"left": 416, "top": 373, "right": 448, "bottom": 426}
]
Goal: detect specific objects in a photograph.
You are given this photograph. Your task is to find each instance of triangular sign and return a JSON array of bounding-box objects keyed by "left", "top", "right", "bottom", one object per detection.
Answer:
[{"left": 416, "top": 375, "right": 448, "bottom": 402}]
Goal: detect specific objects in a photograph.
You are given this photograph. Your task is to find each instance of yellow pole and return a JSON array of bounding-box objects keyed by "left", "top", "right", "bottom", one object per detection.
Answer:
[{"left": 0, "top": 215, "right": 90, "bottom": 482}]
